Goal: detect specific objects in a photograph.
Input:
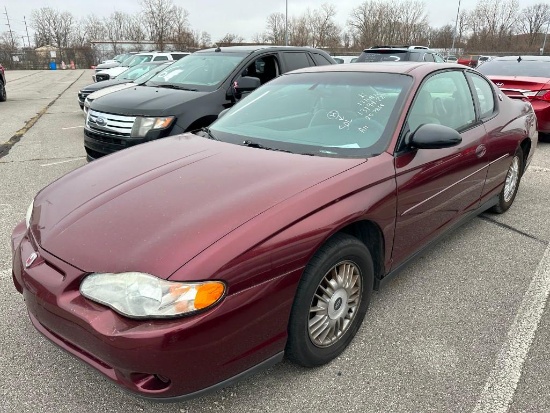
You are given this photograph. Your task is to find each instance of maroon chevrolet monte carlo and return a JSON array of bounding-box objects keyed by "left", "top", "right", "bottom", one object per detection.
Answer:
[{"left": 12, "top": 62, "right": 537, "bottom": 400}]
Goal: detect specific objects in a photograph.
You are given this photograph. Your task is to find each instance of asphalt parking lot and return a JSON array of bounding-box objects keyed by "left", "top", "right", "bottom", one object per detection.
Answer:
[{"left": 0, "top": 70, "right": 549, "bottom": 413}]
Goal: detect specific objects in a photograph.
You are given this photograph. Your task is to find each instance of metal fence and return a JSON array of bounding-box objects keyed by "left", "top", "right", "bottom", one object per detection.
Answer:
[{"left": 0, "top": 46, "right": 98, "bottom": 70}]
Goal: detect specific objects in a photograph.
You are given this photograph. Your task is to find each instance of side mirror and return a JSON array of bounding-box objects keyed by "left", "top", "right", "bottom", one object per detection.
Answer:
[
  {"left": 410, "top": 124, "right": 462, "bottom": 149},
  {"left": 236, "top": 76, "right": 261, "bottom": 91},
  {"left": 226, "top": 76, "right": 261, "bottom": 100}
]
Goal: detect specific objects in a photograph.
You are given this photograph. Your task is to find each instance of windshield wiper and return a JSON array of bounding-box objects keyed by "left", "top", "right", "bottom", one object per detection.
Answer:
[
  {"left": 155, "top": 84, "right": 198, "bottom": 91},
  {"left": 197, "top": 127, "right": 219, "bottom": 140},
  {"left": 242, "top": 140, "right": 293, "bottom": 153}
]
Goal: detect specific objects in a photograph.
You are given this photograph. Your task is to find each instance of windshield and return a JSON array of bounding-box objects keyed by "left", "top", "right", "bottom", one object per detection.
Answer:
[
  {"left": 133, "top": 63, "right": 172, "bottom": 83},
  {"left": 125, "top": 54, "right": 153, "bottom": 67},
  {"left": 119, "top": 63, "right": 168, "bottom": 81},
  {"left": 146, "top": 52, "right": 246, "bottom": 91},
  {"left": 210, "top": 72, "right": 412, "bottom": 158},
  {"left": 477, "top": 59, "right": 550, "bottom": 78}
]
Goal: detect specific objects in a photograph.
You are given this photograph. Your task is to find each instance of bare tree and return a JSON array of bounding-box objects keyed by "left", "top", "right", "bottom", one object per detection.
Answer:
[
  {"left": 31, "top": 7, "right": 75, "bottom": 49},
  {"left": 103, "top": 11, "right": 132, "bottom": 55},
  {"left": 83, "top": 15, "right": 104, "bottom": 43},
  {"left": 518, "top": 3, "right": 550, "bottom": 48},
  {"left": 430, "top": 24, "right": 455, "bottom": 48},
  {"left": 289, "top": 16, "right": 309, "bottom": 46},
  {"left": 307, "top": 4, "right": 341, "bottom": 48},
  {"left": 142, "top": 0, "right": 183, "bottom": 50},
  {"left": 199, "top": 31, "right": 212, "bottom": 48},
  {"left": 170, "top": 5, "right": 194, "bottom": 50},
  {"left": 217, "top": 33, "right": 244, "bottom": 45},
  {"left": 126, "top": 15, "right": 147, "bottom": 50},
  {"left": 265, "top": 12, "right": 286, "bottom": 44},
  {"left": 348, "top": 0, "right": 429, "bottom": 47},
  {"left": 468, "top": 0, "right": 519, "bottom": 51}
]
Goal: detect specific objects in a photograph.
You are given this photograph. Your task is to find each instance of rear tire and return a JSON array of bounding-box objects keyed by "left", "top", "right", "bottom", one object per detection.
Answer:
[
  {"left": 286, "top": 233, "right": 374, "bottom": 367},
  {"left": 491, "top": 147, "right": 523, "bottom": 214},
  {"left": 0, "top": 80, "right": 6, "bottom": 102}
]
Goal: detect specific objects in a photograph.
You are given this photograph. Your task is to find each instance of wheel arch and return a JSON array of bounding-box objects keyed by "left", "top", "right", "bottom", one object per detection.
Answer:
[
  {"left": 334, "top": 220, "right": 386, "bottom": 290},
  {"left": 184, "top": 115, "right": 218, "bottom": 132},
  {"left": 519, "top": 137, "right": 531, "bottom": 176}
]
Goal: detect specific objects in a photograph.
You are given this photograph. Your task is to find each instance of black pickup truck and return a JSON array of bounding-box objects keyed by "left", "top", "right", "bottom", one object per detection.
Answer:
[{"left": 84, "top": 45, "right": 336, "bottom": 160}]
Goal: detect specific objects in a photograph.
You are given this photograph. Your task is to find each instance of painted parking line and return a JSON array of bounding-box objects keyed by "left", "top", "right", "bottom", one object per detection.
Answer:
[
  {"left": 472, "top": 242, "right": 550, "bottom": 413},
  {"left": 61, "top": 126, "right": 84, "bottom": 130},
  {"left": 40, "top": 157, "right": 86, "bottom": 167}
]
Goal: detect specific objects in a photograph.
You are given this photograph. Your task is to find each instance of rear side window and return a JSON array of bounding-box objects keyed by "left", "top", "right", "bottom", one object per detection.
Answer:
[
  {"left": 153, "top": 56, "right": 169, "bottom": 61},
  {"left": 282, "top": 52, "right": 312, "bottom": 72},
  {"left": 312, "top": 53, "right": 334, "bottom": 66},
  {"left": 171, "top": 54, "right": 189, "bottom": 60},
  {"left": 423, "top": 53, "right": 434, "bottom": 62},
  {"left": 468, "top": 73, "right": 496, "bottom": 119}
]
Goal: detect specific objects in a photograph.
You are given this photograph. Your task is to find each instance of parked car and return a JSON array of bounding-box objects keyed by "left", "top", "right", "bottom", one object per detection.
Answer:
[
  {"left": 476, "top": 55, "right": 494, "bottom": 67},
  {"left": 0, "top": 63, "right": 5, "bottom": 102},
  {"left": 12, "top": 62, "right": 537, "bottom": 400},
  {"left": 457, "top": 54, "right": 479, "bottom": 68},
  {"left": 93, "top": 52, "right": 189, "bottom": 82},
  {"left": 445, "top": 55, "right": 458, "bottom": 63},
  {"left": 332, "top": 55, "right": 359, "bottom": 64},
  {"left": 477, "top": 55, "right": 550, "bottom": 134},
  {"left": 83, "top": 62, "right": 174, "bottom": 113},
  {"left": 78, "top": 61, "right": 173, "bottom": 109},
  {"left": 94, "top": 52, "right": 137, "bottom": 72},
  {"left": 84, "top": 45, "right": 336, "bottom": 160},
  {"left": 356, "top": 45, "right": 445, "bottom": 63}
]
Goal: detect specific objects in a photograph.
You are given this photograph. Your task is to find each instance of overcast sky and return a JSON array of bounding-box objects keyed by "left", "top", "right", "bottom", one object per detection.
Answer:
[{"left": 1, "top": 0, "right": 543, "bottom": 45}]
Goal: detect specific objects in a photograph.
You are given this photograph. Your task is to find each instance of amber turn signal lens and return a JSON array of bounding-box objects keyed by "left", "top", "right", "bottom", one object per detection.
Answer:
[{"left": 194, "top": 282, "right": 225, "bottom": 310}]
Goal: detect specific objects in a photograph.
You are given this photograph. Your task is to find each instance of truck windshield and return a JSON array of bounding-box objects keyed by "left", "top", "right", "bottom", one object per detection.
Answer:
[{"left": 146, "top": 53, "right": 246, "bottom": 91}]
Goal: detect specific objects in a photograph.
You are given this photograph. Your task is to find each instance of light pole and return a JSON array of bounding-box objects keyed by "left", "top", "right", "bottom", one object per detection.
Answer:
[
  {"left": 541, "top": 21, "right": 550, "bottom": 55},
  {"left": 450, "top": 0, "right": 461, "bottom": 55},
  {"left": 285, "top": 0, "right": 288, "bottom": 46}
]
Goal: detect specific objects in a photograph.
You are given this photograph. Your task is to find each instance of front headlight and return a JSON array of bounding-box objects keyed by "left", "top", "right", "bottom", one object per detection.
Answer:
[
  {"left": 80, "top": 272, "right": 225, "bottom": 319},
  {"left": 25, "top": 199, "right": 34, "bottom": 229},
  {"left": 130, "top": 116, "right": 175, "bottom": 138}
]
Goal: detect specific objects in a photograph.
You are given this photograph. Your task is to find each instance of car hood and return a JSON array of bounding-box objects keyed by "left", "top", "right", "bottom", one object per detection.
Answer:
[
  {"left": 31, "top": 134, "right": 365, "bottom": 278},
  {"left": 81, "top": 78, "right": 130, "bottom": 93},
  {"left": 90, "top": 86, "right": 210, "bottom": 116},
  {"left": 97, "top": 66, "right": 128, "bottom": 78},
  {"left": 87, "top": 83, "right": 135, "bottom": 100}
]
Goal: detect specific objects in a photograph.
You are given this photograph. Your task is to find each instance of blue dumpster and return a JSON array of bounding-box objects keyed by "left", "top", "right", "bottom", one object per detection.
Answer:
[{"left": 49, "top": 61, "right": 57, "bottom": 70}]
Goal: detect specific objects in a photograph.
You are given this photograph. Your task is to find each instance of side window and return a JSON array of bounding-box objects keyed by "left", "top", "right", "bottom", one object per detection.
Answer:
[
  {"left": 282, "top": 52, "right": 311, "bottom": 72},
  {"left": 407, "top": 70, "right": 476, "bottom": 133},
  {"left": 434, "top": 54, "right": 445, "bottom": 63},
  {"left": 312, "top": 53, "right": 334, "bottom": 66},
  {"left": 468, "top": 73, "right": 496, "bottom": 119},
  {"left": 153, "top": 56, "right": 168, "bottom": 61},
  {"left": 170, "top": 53, "right": 188, "bottom": 60},
  {"left": 243, "top": 55, "right": 280, "bottom": 85},
  {"left": 423, "top": 53, "right": 435, "bottom": 62}
]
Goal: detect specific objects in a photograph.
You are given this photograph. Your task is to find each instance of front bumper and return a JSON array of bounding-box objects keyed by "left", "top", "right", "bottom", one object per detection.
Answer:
[{"left": 11, "top": 222, "right": 296, "bottom": 399}]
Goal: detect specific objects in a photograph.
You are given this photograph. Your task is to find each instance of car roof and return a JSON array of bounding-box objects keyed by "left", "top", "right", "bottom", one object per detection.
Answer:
[
  {"left": 197, "top": 45, "right": 325, "bottom": 53},
  {"left": 288, "top": 61, "right": 462, "bottom": 76},
  {"left": 490, "top": 55, "right": 550, "bottom": 62}
]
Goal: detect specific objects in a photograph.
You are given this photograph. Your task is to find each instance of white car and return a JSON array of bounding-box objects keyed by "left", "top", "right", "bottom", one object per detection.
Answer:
[{"left": 93, "top": 52, "right": 189, "bottom": 82}]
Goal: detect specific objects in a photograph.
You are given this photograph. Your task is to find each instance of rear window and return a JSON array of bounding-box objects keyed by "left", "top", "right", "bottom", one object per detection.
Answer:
[
  {"left": 357, "top": 50, "right": 409, "bottom": 62},
  {"left": 477, "top": 59, "right": 550, "bottom": 78}
]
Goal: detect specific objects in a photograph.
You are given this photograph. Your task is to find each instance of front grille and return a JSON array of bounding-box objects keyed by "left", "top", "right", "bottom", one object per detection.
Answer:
[
  {"left": 78, "top": 90, "right": 92, "bottom": 103},
  {"left": 86, "top": 109, "right": 136, "bottom": 138}
]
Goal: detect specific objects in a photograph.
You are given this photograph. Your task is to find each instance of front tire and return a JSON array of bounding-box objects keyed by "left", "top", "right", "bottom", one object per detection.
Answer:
[
  {"left": 286, "top": 233, "right": 374, "bottom": 367},
  {"left": 491, "top": 147, "right": 523, "bottom": 214}
]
